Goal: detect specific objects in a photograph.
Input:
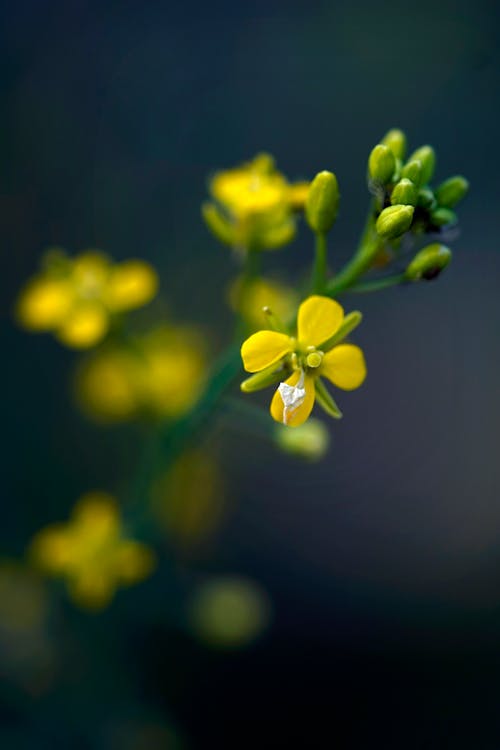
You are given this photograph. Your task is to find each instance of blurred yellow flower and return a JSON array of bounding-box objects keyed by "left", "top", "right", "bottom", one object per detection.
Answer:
[
  {"left": 15, "top": 249, "right": 158, "bottom": 348},
  {"left": 75, "top": 324, "right": 207, "bottom": 422},
  {"left": 153, "top": 451, "right": 226, "bottom": 547},
  {"left": 203, "top": 153, "right": 309, "bottom": 251},
  {"left": 188, "top": 576, "right": 271, "bottom": 648},
  {"left": 228, "top": 276, "right": 298, "bottom": 332},
  {"left": 30, "top": 493, "right": 155, "bottom": 610},
  {"left": 241, "top": 295, "right": 367, "bottom": 427}
]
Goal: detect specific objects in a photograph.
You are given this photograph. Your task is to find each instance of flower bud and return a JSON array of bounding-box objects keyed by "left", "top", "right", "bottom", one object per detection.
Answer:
[
  {"left": 405, "top": 243, "right": 452, "bottom": 281},
  {"left": 401, "top": 159, "right": 423, "bottom": 186},
  {"left": 417, "top": 187, "right": 436, "bottom": 209},
  {"left": 381, "top": 128, "right": 407, "bottom": 160},
  {"left": 435, "top": 176, "right": 469, "bottom": 208},
  {"left": 375, "top": 204, "right": 414, "bottom": 239},
  {"left": 429, "top": 207, "right": 457, "bottom": 227},
  {"left": 305, "top": 171, "right": 340, "bottom": 234},
  {"left": 275, "top": 418, "right": 330, "bottom": 460},
  {"left": 407, "top": 145, "right": 435, "bottom": 184},
  {"left": 368, "top": 144, "right": 396, "bottom": 185},
  {"left": 390, "top": 178, "right": 418, "bottom": 207}
]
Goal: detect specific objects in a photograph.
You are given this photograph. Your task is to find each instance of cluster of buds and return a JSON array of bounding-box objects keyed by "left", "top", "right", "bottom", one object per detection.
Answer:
[{"left": 368, "top": 129, "right": 468, "bottom": 281}]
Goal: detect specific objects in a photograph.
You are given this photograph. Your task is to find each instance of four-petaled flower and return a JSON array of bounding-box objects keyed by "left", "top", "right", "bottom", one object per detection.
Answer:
[
  {"left": 30, "top": 493, "right": 155, "bottom": 609},
  {"left": 15, "top": 249, "right": 158, "bottom": 348},
  {"left": 241, "top": 295, "right": 367, "bottom": 427}
]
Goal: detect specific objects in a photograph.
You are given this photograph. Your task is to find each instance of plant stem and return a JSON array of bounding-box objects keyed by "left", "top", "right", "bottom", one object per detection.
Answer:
[
  {"left": 312, "top": 232, "right": 328, "bottom": 293},
  {"left": 325, "top": 206, "right": 382, "bottom": 297},
  {"left": 348, "top": 274, "right": 407, "bottom": 293}
]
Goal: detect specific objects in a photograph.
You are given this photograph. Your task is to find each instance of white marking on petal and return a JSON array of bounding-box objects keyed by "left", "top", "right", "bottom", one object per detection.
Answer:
[{"left": 278, "top": 370, "right": 306, "bottom": 425}]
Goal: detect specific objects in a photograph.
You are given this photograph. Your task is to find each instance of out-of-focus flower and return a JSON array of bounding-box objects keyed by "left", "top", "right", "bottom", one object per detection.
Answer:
[
  {"left": 15, "top": 249, "right": 158, "bottom": 348},
  {"left": 202, "top": 153, "right": 309, "bottom": 251},
  {"left": 75, "top": 325, "right": 207, "bottom": 422},
  {"left": 228, "top": 276, "right": 298, "bottom": 332},
  {"left": 188, "top": 576, "right": 271, "bottom": 648},
  {"left": 241, "top": 295, "right": 366, "bottom": 427},
  {"left": 30, "top": 493, "right": 155, "bottom": 610},
  {"left": 275, "top": 418, "right": 330, "bottom": 460},
  {"left": 153, "top": 451, "right": 226, "bottom": 547}
]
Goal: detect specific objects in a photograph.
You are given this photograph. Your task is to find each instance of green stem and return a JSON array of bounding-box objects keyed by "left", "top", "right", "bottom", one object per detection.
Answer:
[
  {"left": 325, "top": 204, "right": 384, "bottom": 297},
  {"left": 312, "top": 232, "right": 328, "bottom": 293},
  {"left": 348, "top": 274, "right": 407, "bottom": 293}
]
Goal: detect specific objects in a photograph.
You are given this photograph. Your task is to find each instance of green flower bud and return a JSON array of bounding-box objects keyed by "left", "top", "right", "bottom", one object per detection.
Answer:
[
  {"left": 381, "top": 128, "right": 407, "bottom": 160},
  {"left": 275, "top": 418, "right": 330, "bottom": 461},
  {"left": 407, "top": 145, "right": 436, "bottom": 184},
  {"left": 368, "top": 144, "right": 396, "bottom": 185},
  {"left": 429, "top": 207, "right": 457, "bottom": 227},
  {"left": 305, "top": 171, "right": 340, "bottom": 234},
  {"left": 401, "top": 160, "right": 423, "bottom": 186},
  {"left": 435, "top": 176, "right": 469, "bottom": 208},
  {"left": 417, "top": 187, "right": 436, "bottom": 209},
  {"left": 390, "top": 178, "right": 418, "bottom": 206},
  {"left": 375, "top": 204, "right": 414, "bottom": 239},
  {"left": 405, "top": 243, "right": 452, "bottom": 281}
]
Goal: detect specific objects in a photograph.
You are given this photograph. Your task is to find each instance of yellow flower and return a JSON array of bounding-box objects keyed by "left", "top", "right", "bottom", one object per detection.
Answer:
[
  {"left": 15, "top": 249, "right": 158, "bottom": 348},
  {"left": 203, "top": 153, "right": 309, "bottom": 251},
  {"left": 228, "top": 276, "right": 298, "bottom": 332},
  {"left": 75, "top": 324, "right": 207, "bottom": 422},
  {"left": 30, "top": 493, "right": 155, "bottom": 609},
  {"left": 241, "top": 295, "right": 367, "bottom": 427}
]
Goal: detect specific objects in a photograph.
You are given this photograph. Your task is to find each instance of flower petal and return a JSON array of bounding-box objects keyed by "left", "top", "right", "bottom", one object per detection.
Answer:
[
  {"left": 297, "top": 295, "right": 344, "bottom": 347},
  {"left": 270, "top": 371, "right": 315, "bottom": 427},
  {"left": 56, "top": 302, "right": 109, "bottom": 349},
  {"left": 240, "top": 331, "right": 292, "bottom": 373},
  {"left": 321, "top": 344, "right": 367, "bottom": 390},
  {"left": 15, "top": 277, "right": 73, "bottom": 331},
  {"left": 105, "top": 260, "right": 158, "bottom": 312}
]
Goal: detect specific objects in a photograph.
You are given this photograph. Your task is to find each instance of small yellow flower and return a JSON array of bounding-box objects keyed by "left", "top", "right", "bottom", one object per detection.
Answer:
[
  {"left": 228, "top": 276, "right": 298, "bottom": 332},
  {"left": 241, "top": 295, "right": 367, "bottom": 427},
  {"left": 30, "top": 493, "right": 155, "bottom": 609},
  {"left": 203, "top": 154, "right": 309, "bottom": 251},
  {"left": 15, "top": 249, "right": 158, "bottom": 348},
  {"left": 75, "top": 324, "right": 207, "bottom": 422}
]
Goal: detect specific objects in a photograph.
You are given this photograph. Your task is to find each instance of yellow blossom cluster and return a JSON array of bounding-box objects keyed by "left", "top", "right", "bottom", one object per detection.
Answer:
[
  {"left": 16, "top": 249, "right": 158, "bottom": 348},
  {"left": 75, "top": 324, "right": 207, "bottom": 422},
  {"left": 203, "top": 153, "right": 309, "bottom": 251},
  {"left": 30, "top": 493, "right": 155, "bottom": 609}
]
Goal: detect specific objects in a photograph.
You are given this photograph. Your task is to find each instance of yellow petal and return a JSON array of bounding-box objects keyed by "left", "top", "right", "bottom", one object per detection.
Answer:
[
  {"left": 105, "top": 260, "right": 158, "bottom": 312},
  {"left": 56, "top": 302, "right": 109, "bottom": 348},
  {"left": 288, "top": 181, "right": 310, "bottom": 210},
  {"left": 321, "top": 344, "right": 367, "bottom": 390},
  {"left": 240, "top": 330, "right": 292, "bottom": 373},
  {"left": 15, "top": 277, "right": 73, "bottom": 330},
  {"left": 270, "top": 371, "right": 315, "bottom": 427},
  {"left": 297, "top": 295, "right": 344, "bottom": 347}
]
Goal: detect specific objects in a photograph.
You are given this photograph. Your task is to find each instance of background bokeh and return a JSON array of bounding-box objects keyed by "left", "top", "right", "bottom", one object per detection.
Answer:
[{"left": 2, "top": 0, "right": 500, "bottom": 747}]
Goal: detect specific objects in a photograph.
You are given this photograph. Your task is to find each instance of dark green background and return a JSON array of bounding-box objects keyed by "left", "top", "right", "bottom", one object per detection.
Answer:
[{"left": 2, "top": 0, "right": 500, "bottom": 747}]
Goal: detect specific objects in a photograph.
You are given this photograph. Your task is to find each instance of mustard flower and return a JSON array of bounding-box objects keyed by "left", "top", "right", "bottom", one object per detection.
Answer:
[
  {"left": 75, "top": 324, "right": 207, "bottom": 422},
  {"left": 203, "top": 153, "right": 309, "bottom": 251},
  {"left": 30, "top": 493, "right": 155, "bottom": 609},
  {"left": 241, "top": 295, "right": 367, "bottom": 427},
  {"left": 15, "top": 249, "right": 158, "bottom": 348},
  {"left": 228, "top": 276, "right": 298, "bottom": 332}
]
